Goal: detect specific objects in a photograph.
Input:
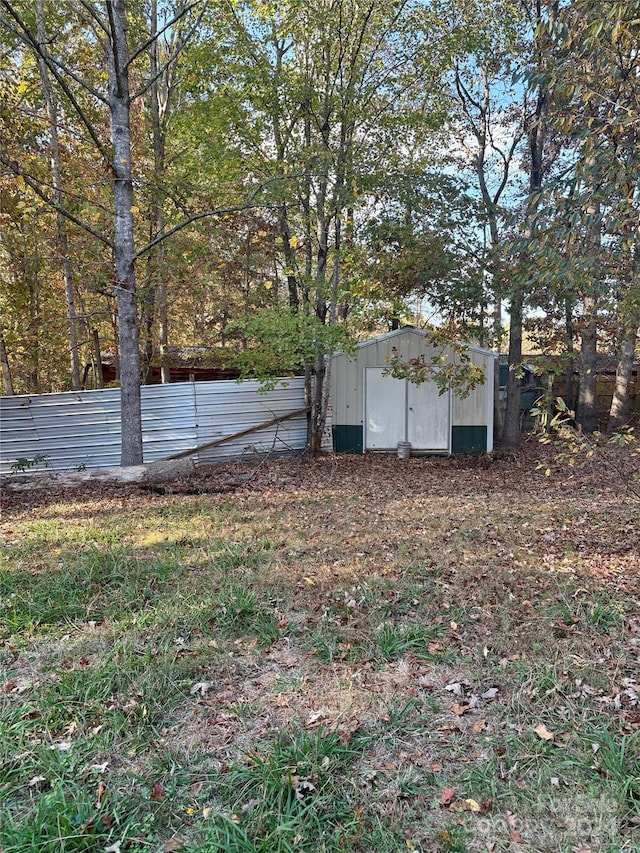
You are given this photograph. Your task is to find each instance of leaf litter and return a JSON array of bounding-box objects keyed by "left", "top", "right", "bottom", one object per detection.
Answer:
[{"left": 1, "top": 437, "right": 638, "bottom": 851}]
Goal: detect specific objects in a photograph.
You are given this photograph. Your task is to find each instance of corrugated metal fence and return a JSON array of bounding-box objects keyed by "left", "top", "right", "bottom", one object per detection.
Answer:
[{"left": 0, "top": 378, "right": 309, "bottom": 475}]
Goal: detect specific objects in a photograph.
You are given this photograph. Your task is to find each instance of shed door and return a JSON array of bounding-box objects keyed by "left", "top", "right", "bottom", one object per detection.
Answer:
[
  {"left": 407, "top": 379, "right": 450, "bottom": 450},
  {"left": 364, "top": 368, "right": 450, "bottom": 451},
  {"left": 364, "top": 368, "right": 406, "bottom": 449}
]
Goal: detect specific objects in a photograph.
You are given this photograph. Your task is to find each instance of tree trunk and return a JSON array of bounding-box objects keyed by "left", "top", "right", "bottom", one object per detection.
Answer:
[
  {"left": 142, "top": 287, "right": 155, "bottom": 384},
  {"left": 92, "top": 328, "right": 104, "bottom": 389},
  {"left": 318, "top": 215, "right": 342, "bottom": 443},
  {"left": 492, "top": 359, "right": 502, "bottom": 445},
  {"left": 608, "top": 322, "right": 638, "bottom": 431},
  {"left": 158, "top": 277, "right": 170, "bottom": 383},
  {"left": 575, "top": 200, "right": 602, "bottom": 434},
  {"left": 107, "top": 0, "right": 143, "bottom": 465},
  {"left": 544, "top": 370, "right": 555, "bottom": 429},
  {"left": 502, "top": 290, "right": 523, "bottom": 449},
  {"left": 608, "top": 240, "right": 640, "bottom": 431},
  {"left": 576, "top": 292, "right": 599, "bottom": 432},
  {"left": 149, "top": 0, "right": 171, "bottom": 384},
  {"left": 36, "top": 0, "right": 82, "bottom": 391},
  {"left": 4, "top": 458, "right": 195, "bottom": 492},
  {"left": 279, "top": 207, "right": 300, "bottom": 310},
  {"left": 492, "top": 299, "right": 503, "bottom": 446},
  {"left": 564, "top": 297, "right": 576, "bottom": 410},
  {"left": 453, "top": 59, "right": 518, "bottom": 447},
  {"left": 28, "top": 238, "right": 40, "bottom": 393},
  {"left": 267, "top": 34, "right": 300, "bottom": 313},
  {"left": 500, "top": 1, "right": 558, "bottom": 449},
  {"left": 0, "top": 326, "right": 14, "bottom": 395},
  {"left": 306, "top": 152, "right": 329, "bottom": 454},
  {"left": 502, "top": 51, "right": 548, "bottom": 448},
  {"left": 308, "top": 208, "right": 328, "bottom": 456},
  {"left": 309, "top": 358, "right": 325, "bottom": 456}
]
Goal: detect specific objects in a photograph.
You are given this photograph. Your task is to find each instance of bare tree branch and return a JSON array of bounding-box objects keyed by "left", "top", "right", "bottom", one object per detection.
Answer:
[
  {"left": 0, "top": 153, "right": 114, "bottom": 248},
  {"left": 127, "top": 0, "right": 206, "bottom": 68},
  {"left": 42, "top": 52, "right": 108, "bottom": 104},
  {"left": 76, "top": 0, "right": 110, "bottom": 38},
  {"left": 132, "top": 6, "right": 204, "bottom": 103},
  {"left": 105, "top": 1, "right": 124, "bottom": 97},
  {"left": 134, "top": 173, "right": 308, "bottom": 260}
]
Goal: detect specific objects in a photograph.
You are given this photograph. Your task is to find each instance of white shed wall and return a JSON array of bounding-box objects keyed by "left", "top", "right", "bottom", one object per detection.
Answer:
[
  {"left": 451, "top": 348, "right": 495, "bottom": 427},
  {"left": 331, "top": 329, "right": 496, "bottom": 430}
]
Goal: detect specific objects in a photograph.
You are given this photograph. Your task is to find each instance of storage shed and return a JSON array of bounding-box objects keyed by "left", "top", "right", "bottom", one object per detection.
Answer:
[{"left": 330, "top": 327, "right": 497, "bottom": 455}]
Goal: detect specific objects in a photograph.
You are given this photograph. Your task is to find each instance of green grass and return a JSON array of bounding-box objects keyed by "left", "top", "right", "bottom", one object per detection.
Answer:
[
  {"left": 0, "top": 545, "right": 184, "bottom": 635},
  {"left": 1, "top": 786, "right": 121, "bottom": 853},
  {"left": 1, "top": 453, "right": 638, "bottom": 852},
  {"left": 373, "top": 621, "right": 448, "bottom": 662},
  {"left": 199, "top": 728, "right": 373, "bottom": 853},
  {"left": 213, "top": 581, "right": 280, "bottom": 645},
  {"left": 590, "top": 728, "right": 640, "bottom": 812}
]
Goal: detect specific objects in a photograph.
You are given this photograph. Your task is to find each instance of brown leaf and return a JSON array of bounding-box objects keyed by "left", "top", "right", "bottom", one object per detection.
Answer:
[
  {"left": 440, "top": 787, "right": 456, "bottom": 807},
  {"left": 533, "top": 723, "right": 555, "bottom": 741},
  {"left": 151, "top": 782, "right": 166, "bottom": 800},
  {"left": 506, "top": 811, "right": 524, "bottom": 843},
  {"left": 451, "top": 703, "right": 470, "bottom": 716},
  {"left": 163, "top": 838, "right": 183, "bottom": 852}
]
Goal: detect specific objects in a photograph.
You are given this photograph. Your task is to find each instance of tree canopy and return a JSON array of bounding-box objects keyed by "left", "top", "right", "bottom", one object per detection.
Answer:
[{"left": 1, "top": 0, "right": 638, "bottom": 458}]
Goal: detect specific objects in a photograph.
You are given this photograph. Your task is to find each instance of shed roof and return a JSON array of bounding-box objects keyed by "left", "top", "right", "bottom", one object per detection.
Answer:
[{"left": 335, "top": 327, "right": 497, "bottom": 359}]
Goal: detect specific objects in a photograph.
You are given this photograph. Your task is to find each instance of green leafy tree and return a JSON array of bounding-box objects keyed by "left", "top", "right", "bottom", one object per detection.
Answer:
[
  {"left": 511, "top": 0, "right": 639, "bottom": 433},
  {"left": 216, "top": 0, "right": 445, "bottom": 453},
  {"left": 0, "top": 1, "right": 237, "bottom": 463},
  {"left": 423, "top": 0, "right": 539, "bottom": 447},
  {"left": 555, "top": 0, "right": 640, "bottom": 432}
]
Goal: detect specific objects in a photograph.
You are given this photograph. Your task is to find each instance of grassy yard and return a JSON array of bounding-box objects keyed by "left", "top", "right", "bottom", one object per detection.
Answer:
[{"left": 1, "top": 443, "right": 639, "bottom": 852}]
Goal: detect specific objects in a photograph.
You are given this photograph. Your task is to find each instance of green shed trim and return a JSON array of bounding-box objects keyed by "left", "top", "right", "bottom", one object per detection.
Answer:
[
  {"left": 333, "top": 424, "right": 488, "bottom": 455},
  {"left": 332, "top": 425, "right": 363, "bottom": 454},
  {"left": 451, "top": 425, "right": 487, "bottom": 455}
]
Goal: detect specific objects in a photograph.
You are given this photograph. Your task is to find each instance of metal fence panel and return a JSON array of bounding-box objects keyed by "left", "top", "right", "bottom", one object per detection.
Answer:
[
  {"left": 0, "top": 379, "right": 308, "bottom": 474},
  {"left": 141, "top": 383, "right": 197, "bottom": 461},
  {"left": 0, "top": 389, "right": 123, "bottom": 474},
  {"left": 0, "top": 396, "right": 42, "bottom": 472},
  {"left": 35, "top": 390, "right": 122, "bottom": 471},
  {"left": 194, "top": 378, "right": 308, "bottom": 463}
]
